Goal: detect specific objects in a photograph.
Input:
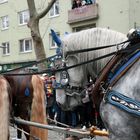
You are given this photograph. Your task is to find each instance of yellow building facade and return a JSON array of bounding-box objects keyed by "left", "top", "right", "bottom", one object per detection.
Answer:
[{"left": 0, "top": 0, "right": 140, "bottom": 71}]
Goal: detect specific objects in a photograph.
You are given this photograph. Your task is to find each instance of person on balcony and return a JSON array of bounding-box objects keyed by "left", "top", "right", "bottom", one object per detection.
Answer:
[
  {"left": 76, "top": 0, "right": 82, "bottom": 7},
  {"left": 72, "top": 0, "right": 77, "bottom": 9},
  {"left": 82, "top": 0, "right": 94, "bottom": 6},
  {"left": 85, "top": 0, "right": 93, "bottom": 5},
  {"left": 81, "top": 0, "right": 86, "bottom": 6},
  {"left": 72, "top": 0, "right": 82, "bottom": 9}
]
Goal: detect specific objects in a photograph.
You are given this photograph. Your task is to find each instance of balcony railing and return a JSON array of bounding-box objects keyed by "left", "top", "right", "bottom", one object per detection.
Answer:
[{"left": 68, "top": 4, "right": 98, "bottom": 24}]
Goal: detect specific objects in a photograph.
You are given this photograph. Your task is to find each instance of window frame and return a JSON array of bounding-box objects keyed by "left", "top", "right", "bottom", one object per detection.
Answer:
[
  {"left": 1, "top": 15, "right": 9, "bottom": 30},
  {"left": 2, "top": 42, "right": 10, "bottom": 55},
  {"left": 49, "top": 0, "right": 59, "bottom": 18},
  {"left": 18, "top": 10, "right": 29, "bottom": 25},
  {"left": 19, "top": 38, "right": 32, "bottom": 53}
]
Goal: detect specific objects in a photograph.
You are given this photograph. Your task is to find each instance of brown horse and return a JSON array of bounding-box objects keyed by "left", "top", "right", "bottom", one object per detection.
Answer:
[{"left": 3, "top": 74, "right": 48, "bottom": 140}]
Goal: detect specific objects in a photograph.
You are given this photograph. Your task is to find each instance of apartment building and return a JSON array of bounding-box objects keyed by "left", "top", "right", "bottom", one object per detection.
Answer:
[{"left": 0, "top": 0, "right": 140, "bottom": 71}]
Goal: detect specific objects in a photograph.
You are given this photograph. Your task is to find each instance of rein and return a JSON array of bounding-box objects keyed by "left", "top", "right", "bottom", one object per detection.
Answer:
[
  {"left": 3, "top": 41, "right": 140, "bottom": 76},
  {"left": 2, "top": 51, "right": 117, "bottom": 76},
  {"left": 0, "top": 40, "right": 128, "bottom": 75},
  {"left": 0, "top": 54, "right": 59, "bottom": 75},
  {"left": 66, "top": 39, "right": 130, "bottom": 55}
]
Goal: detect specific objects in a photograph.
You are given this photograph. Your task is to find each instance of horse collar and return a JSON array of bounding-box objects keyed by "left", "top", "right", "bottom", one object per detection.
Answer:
[{"left": 105, "top": 90, "right": 140, "bottom": 117}]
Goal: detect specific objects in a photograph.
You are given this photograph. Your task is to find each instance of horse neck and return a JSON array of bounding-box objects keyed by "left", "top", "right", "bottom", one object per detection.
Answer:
[{"left": 82, "top": 49, "right": 113, "bottom": 82}]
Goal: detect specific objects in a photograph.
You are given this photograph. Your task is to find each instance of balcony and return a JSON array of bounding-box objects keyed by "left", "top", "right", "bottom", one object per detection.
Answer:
[{"left": 68, "top": 4, "right": 98, "bottom": 24}]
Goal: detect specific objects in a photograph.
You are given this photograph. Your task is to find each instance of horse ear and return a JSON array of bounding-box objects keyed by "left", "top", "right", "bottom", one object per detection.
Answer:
[{"left": 50, "top": 29, "right": 62, "bottom": 47}]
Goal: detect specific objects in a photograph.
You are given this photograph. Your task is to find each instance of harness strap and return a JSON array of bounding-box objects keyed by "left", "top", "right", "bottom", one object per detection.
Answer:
[
  {"left": 105, "top": 90, "right": 140, "bottom": 116},
  {"left": 109, "top": 51, "right": 140, "bottom": 87},
  {"left": 91, "top": 53, "right": 123, "bottom": 107},
  {"left": 91, "top": 40, "right": 140, "bottom": 107},
  {"left": 102, "top": 51, "right": 140, "bottom": 117}
]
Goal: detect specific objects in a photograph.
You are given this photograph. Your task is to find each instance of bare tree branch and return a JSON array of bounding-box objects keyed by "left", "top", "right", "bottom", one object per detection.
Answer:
[
  {"left": 27, "top": 0, "right": 37, "bottom": 18},
  {"left": 37, "top": 0, "right": 57, "bottom": 19}
]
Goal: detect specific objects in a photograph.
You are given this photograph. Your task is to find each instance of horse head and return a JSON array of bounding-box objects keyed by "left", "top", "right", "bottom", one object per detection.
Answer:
[
  {"left": 51, "top": 29, "right": 89, "bottom": 85},
  {"left": 51, "top": 29, "right": 89, "bottom": 110},
  {"left": 50, "top": 28, "right": 128, "bottom": 111}
]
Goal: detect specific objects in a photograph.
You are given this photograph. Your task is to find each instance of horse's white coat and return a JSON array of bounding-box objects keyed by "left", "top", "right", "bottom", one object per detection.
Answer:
[
  {"left": 100, "top": 60, "right": 140, "bottom": 140},
  {"left": 55, "top": 27, "right": 140, "bottom": 140}
]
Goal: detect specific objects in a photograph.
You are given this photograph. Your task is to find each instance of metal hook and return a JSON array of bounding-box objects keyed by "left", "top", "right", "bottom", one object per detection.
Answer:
[{"left": 100, "top": 82, "right": 106, "bottom": 94}]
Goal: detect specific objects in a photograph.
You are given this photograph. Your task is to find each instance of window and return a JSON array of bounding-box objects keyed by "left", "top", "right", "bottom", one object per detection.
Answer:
[
  {"left": 18, "top": 10, "right": 29, "bottom": 25},
  {"left": 1, "top": 15, "right": 9, "bottom": 30},
  {"left": 2, "top": 42, "right": 10, "bottom": 55},
  {"left": 49, "top": 33, "right": 60, "bottom": 49},
  {"left": 0, "top": 0, "right": 8, "bottom": 4},
  {"left": 49, "top": 0, "right": 59, "bottom": 17},
  {"left": 19, "top": 39, "right": 32, "bottom": 53}
]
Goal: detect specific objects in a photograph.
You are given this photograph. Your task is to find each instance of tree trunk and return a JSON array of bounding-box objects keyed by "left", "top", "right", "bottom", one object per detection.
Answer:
[
  {"left": 27, "top": 0, "right": 57, "bottom": 71},
  {"left": 28, "top": 18, "right": 47, "bottom": 71}
]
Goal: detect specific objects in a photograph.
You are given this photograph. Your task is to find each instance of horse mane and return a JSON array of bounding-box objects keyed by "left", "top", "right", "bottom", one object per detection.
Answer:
[
  {"left": 62, "top": 27, "right": 128, "bottom": 76},
  {"left": 0, "top": 76, "right": 10, "bottom": 140},
  {"left": 30, "top": 75, "right": 48, "bottom": 140},
  {"left": 63, "top": 27, "right": 127, "bottom": 53}
]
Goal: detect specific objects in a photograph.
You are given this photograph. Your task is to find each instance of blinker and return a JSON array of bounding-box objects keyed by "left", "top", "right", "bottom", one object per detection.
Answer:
[{"left": 60, "top": 71, "right": 69, "bottom": 86}]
